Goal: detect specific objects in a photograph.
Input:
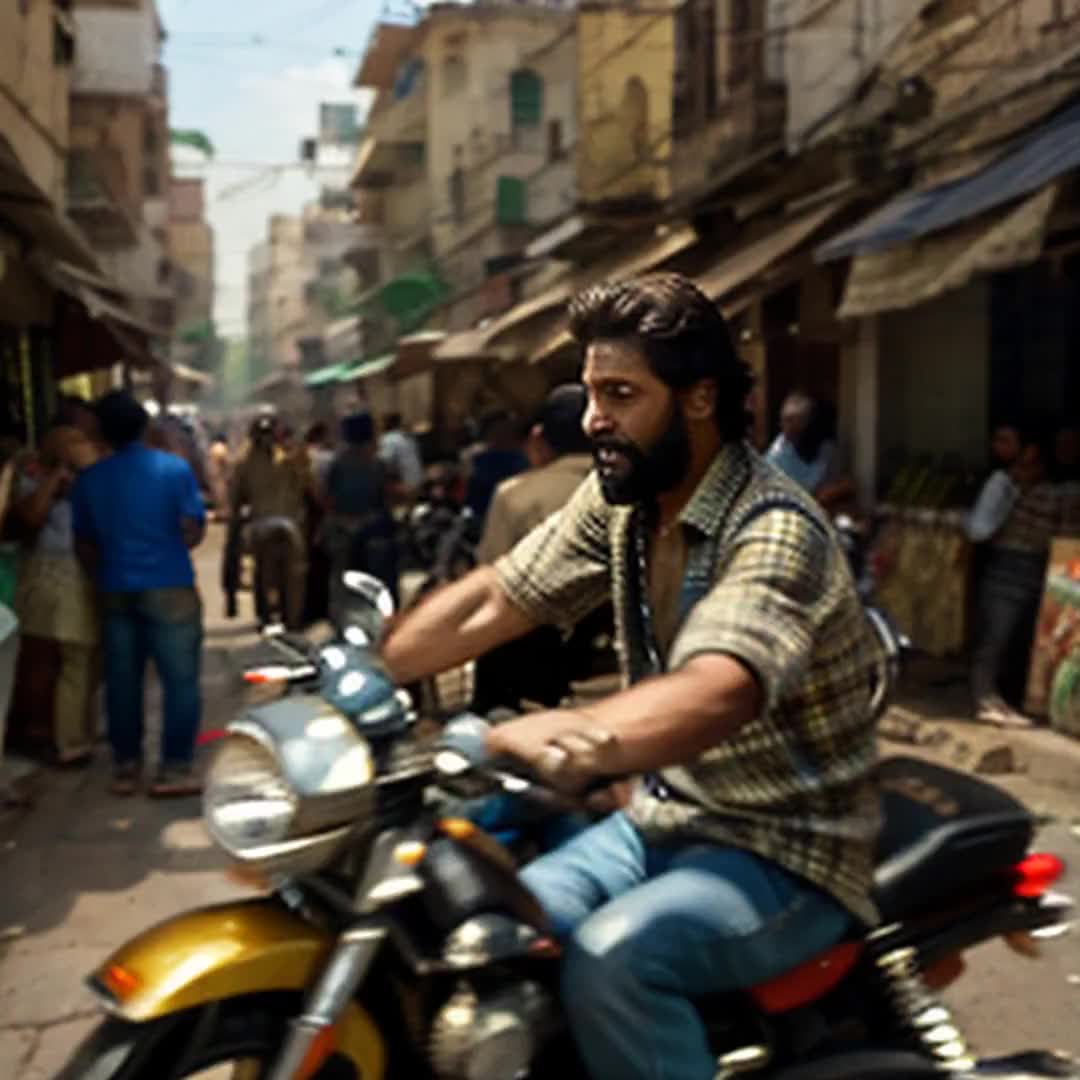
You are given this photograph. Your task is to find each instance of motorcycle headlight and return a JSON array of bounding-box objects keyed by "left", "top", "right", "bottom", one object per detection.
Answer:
[
  {"left": 204, "top": 733, "right": 298, "bottom": 852},
  {"left": 203, "top": 696, "right": 378, "bottom": 876}
]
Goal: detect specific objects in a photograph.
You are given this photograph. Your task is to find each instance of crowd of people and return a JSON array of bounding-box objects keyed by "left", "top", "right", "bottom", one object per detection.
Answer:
[
  {"left": 0, "top": 385, "right": 619, "bottom": 800},
  {"left": 1, "top": 360, "right": 1077, "bottom": 806}
]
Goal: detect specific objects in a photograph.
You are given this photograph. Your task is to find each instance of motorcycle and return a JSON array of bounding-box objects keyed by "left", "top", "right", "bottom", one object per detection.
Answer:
[{"left": 57, "top": 574, "right": 1077, "bottom": 1080}]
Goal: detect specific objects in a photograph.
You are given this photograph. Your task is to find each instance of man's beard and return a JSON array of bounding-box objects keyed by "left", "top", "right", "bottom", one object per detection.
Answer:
[{"left": 591, "top": 407, "right": 690, "bottom": 506}]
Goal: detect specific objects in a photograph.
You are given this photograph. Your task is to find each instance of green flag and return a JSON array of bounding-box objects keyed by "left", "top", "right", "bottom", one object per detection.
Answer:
[{"left": 170, "top": 129, "right": 215, "bottom": 159}]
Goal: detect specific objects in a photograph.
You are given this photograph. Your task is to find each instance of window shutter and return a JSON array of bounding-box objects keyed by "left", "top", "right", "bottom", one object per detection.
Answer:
[{"left": 495, "top": 176, "right": 527, "bottom": 226}]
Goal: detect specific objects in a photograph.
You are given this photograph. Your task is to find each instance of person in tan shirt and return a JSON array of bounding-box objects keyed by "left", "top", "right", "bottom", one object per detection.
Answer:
[
  {"left": 477, "top": 384, "right": 594, "bottom": 563},
  {"left": 474, "top": 385, "right": 614, "bottom": 713},
  {"left": 230, "top": 416, "right": 313, "bottom": 629}
]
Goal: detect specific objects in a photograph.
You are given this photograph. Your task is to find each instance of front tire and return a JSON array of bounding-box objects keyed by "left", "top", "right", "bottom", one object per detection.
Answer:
[{"left": 54, "top": 995, "right": 364, "bottom": 1079}]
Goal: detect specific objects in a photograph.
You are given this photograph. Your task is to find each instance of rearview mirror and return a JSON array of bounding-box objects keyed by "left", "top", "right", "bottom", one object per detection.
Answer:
[{"left": 337, "top": 572, "right": 395, "bottom": 647}]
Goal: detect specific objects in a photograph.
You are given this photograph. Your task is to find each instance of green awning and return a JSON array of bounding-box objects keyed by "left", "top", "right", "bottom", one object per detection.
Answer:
[
  {"left": 379, "top": 271, "right": 448, "bottom": 330},
  {"left": 339, "top": 352, "right": 396, "bottom": 382},
  {"left": 304, "top": 361, "right": 352, "bottom": 387}
]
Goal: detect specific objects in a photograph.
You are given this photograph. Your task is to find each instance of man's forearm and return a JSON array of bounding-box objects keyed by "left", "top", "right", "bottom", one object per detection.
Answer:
[
  {"left": 488, "top": 655, "right": 763, "bottom": 780},
  {"left": 381, "top": 566, "right": 536, "bottom": 684},
  {"left": 581, "top": 656, "right": 761, "bottom": 772}
]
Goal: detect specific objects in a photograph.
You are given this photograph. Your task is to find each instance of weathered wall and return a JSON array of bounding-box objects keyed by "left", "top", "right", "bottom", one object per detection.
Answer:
[
  {"left": 0, "top": 1, "right": 72, "bottom": 202},
  {"left": 576, "top": 4, "right": 677, "bottom": 206}
]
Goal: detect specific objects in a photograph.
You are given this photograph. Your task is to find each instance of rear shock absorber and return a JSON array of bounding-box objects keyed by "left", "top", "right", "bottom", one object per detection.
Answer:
[{"left": 876, "top": 947, "right": 975, "bottom": 1072}]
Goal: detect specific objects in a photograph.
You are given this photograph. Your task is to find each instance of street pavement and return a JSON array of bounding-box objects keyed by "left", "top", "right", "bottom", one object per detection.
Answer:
[{"left": 0, "top": 526, "right": 1078, "bottom": 1077}]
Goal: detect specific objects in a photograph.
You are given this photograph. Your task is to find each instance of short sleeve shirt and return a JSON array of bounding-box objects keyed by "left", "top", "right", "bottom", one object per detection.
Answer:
[
  {"left": 71, "top": 444, "right": 204, "bottom": 593},
  {"left": 495, "top": 442, "right": 885, "bottom": 925}
]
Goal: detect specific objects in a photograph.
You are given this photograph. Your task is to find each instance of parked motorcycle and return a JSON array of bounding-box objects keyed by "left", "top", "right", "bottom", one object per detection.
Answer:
[{"left": 57, "top": 575, "right": 1077, "bottom": 1080}]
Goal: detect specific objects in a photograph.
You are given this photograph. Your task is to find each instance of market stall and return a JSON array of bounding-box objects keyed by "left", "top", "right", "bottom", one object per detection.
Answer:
[{"left": 869, "top": 460, "right": 981, "bottom": 658}]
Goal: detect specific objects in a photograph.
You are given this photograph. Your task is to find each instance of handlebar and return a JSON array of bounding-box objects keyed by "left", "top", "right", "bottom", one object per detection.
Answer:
[
  {"left": 433, "top": 713, "right": 627, "bottom": 811},
  {"left": 243, "top": 626, "right": 320, "bottom": 686}
]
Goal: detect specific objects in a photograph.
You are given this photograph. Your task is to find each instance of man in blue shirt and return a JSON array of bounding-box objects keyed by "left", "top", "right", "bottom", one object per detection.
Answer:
[{"left": 71, "top": 392, "right": 206, "bottom": 797}]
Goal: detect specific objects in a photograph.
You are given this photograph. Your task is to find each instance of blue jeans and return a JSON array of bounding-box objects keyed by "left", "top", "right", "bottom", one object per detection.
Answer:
[
  {"left": 521, "top": 812, "right": 853, "bottom": 1080},
  {"left": 102, "top": 588, "right": 203, "bottom": 768},
  {"left": 458, "top": 791, "right": 593, "bottom": 851}
]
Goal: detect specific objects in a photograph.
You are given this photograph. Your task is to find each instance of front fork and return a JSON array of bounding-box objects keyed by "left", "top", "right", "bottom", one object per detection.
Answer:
[{"left": 268, "top": 921, "right": 387, "bottom": 1080}]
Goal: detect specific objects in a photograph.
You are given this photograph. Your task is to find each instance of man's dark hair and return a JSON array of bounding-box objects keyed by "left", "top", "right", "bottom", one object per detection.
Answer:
[
  {"left": 342, "top": 411, "right": 375, "bottom": 447},
  {"left": 479, "top": 410, "right": 513, "bottom": 442},
  {"left": 537, "top": 384, "right": 590, "bottom": 456},
  {"left": 52, "top": 395, "right": 96, "bottom": 429},
  {"left": 567, "top": 272, "right": 754, "bottom": 442},
  {"left": 306, "top": 421, "right": 329, "bottom": 445},
  {"left": 383, "top": 412, "right": 403, "bottom": 432},
  {"left": 250, "top": 415, "right": 275, "bottom": 440},
  {"left": 95, "top": 391, "right": 149, "bottom": 449}
]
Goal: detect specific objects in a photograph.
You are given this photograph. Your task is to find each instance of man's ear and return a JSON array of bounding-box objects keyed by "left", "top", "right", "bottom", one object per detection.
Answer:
[{"left": 681, "top": 379, "right": 716, "bottom": 423}]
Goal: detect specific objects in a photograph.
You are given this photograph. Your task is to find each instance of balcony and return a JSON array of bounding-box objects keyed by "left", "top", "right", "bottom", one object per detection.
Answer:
[
  {"left": 350, "top": 82, "right": 426, "bottom": 188},
  {"left": 670, "top": 79, "right": 787, "bottom": 203},
  {"left": 367, "top": 78, "right": 426, "bottom": 144},
  {"left": 66, "top": 147, "right": 138, "bottom": 249}
]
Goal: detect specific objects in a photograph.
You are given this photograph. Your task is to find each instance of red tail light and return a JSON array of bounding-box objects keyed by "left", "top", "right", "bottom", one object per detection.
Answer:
[{"left": 1012, "top": 853, "right": 1065, "bottom": 898}]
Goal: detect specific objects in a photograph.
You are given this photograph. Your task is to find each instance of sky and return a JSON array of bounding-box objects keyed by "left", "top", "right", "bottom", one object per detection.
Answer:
[{"left": 160, "top": 0, "right": 387, "bottom": 340}]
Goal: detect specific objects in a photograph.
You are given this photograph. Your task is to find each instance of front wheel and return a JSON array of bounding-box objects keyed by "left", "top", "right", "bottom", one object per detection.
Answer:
[{"left": 54, "top": 995, "right": 377, "bottom": 1079}]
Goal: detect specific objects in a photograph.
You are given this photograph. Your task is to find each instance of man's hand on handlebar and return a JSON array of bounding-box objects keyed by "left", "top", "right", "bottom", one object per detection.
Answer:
[{"left": 485, "top": 709, "right": 625, "bottom": 796}]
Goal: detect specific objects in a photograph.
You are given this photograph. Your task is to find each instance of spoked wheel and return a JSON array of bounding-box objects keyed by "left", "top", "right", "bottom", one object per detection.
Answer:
[{"left": 54, "top": 996, "right": 378, "bottom": 1080}]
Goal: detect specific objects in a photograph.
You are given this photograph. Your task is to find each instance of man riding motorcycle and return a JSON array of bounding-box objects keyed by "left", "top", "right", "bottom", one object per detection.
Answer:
[{"left": 381, "top": 273, "right": 887, "bottom": 1080}]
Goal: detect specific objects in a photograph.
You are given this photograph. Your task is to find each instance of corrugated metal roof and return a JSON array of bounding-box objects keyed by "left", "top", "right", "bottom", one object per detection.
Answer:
[{"left": 818, "top": 99, "right": 1080, "bottom": 261}]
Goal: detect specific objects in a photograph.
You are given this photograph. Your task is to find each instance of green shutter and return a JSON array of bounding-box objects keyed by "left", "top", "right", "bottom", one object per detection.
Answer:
[
  {"left": 510, "top": 69, "right": 543, "bottom": 128},
  {"left": 495, "top": 176, "right": 527, "bottom": 226}
]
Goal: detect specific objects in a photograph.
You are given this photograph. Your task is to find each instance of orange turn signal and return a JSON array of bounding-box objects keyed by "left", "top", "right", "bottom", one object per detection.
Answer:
[
  {"left": 101, "top": 963, "right": 140, "bottom": 1001},
  {"left": 438, "top": 818, "right": 478, "bottom": 840},
  {"left": 393, "top": 841, "right": 427, "bottom": 867}
]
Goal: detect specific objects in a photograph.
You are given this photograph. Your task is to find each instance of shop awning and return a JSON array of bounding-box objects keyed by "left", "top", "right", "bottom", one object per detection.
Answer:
[
  {"left": 818, "top": 98, "right": 1080, "bottom": 261},
  {"left": 837, "top": 183, "right": 1058, "bottom": 319},
  {"left": 445, "top": 222, "right": 703, "bottom": 366},
  {"left": 44, "top": 260, "right": 162, "bottom": 340},
  {"left": 394, "top": 329, "right": 446, "bottom": 378},
  {"left": 527, "top": 204, "right": 843, "bottom": 365},
  {"left": 304, "top": 361, "right": 353, "bottom": 387},
  {"left": 433, "top": 322, "right": 502, "bottom": 363},
  {"left": 170, "top": 361, "right": 214, "bottom": 387},
  {"left": 341, "top": 353, "right": 396, "bottom": 382},
  {"left": 323, "top": 314, "right": 362, "bottom": 364},
  {"left": 0, "top": 137, "right": 98, "bottom": 272},
  {"left": 250, "top": 368, "right": 303, "bottom": 397},
  {"left": 699, "top": 199, "right": 849, "bottom": 302}
]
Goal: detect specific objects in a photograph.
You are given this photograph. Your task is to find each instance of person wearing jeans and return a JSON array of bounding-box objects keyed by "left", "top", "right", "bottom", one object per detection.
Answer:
[
  {"left": 382, "top": 275, "right": 884, "bottom": 1080},
  {"left": 72, "top": 392, "right": 206, "bottom": 797}
]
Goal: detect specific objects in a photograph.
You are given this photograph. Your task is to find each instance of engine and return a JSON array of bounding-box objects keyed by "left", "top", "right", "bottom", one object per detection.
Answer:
[{"left": 429, "top": 980, "right": 554, "bottom": 1080}]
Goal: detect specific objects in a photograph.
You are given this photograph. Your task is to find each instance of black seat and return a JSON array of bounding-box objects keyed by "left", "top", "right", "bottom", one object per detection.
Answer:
[{"left": 873, "top": 756, "right": 1034, "bottom": 921}]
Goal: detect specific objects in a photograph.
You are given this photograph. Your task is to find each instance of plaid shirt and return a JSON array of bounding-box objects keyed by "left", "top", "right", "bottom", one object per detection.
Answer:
[
  {"left": 994, "top": 482, "right": 1067, "bottom": 554},
  {"left": 496, "top": 442, "right": 885, "bottom": 925}
]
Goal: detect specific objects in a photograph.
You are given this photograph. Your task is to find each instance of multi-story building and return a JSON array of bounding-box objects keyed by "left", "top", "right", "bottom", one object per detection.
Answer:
[
  {"left": 167, "top": 176, "right": 216, "bottom": 397},
  {"left": 0, "top": 1, "right": 164, "bottom": 435},
  {"left": 349, "top": 2, "right": 578, "bottom": 344},
  {"left": 168, "top": 177, "right": 213, "bottom": 335},
  {"left": 68, "top": 0, "right": 175, "bottom": 337},
  {"left": 246, "top": 241, "right": 272, "bottom": 383}
]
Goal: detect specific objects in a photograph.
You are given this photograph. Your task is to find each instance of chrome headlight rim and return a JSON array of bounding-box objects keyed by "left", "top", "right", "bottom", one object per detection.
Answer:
[{"left": 203, "top": 726, "right": 299, "bottom": 856}]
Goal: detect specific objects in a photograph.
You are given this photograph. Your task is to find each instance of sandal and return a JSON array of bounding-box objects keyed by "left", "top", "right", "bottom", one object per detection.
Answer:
[
  {"left": 56, "top": 748, "right": 93, "bottom": 769},
  {"left": 109, "top": 763, "right": 140, "bottom": 797},
  {"left": 975, "top": 698, "right": 1035, "bottom": 729},
  {"left": 148, "top": 765, "right": 201, "bottom": 799}
]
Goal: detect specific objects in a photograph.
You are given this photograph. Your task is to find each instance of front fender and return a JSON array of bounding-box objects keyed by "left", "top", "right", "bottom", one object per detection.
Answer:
[{"left": 89, "top": 898, "right": 386, "bottom": 1077}]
